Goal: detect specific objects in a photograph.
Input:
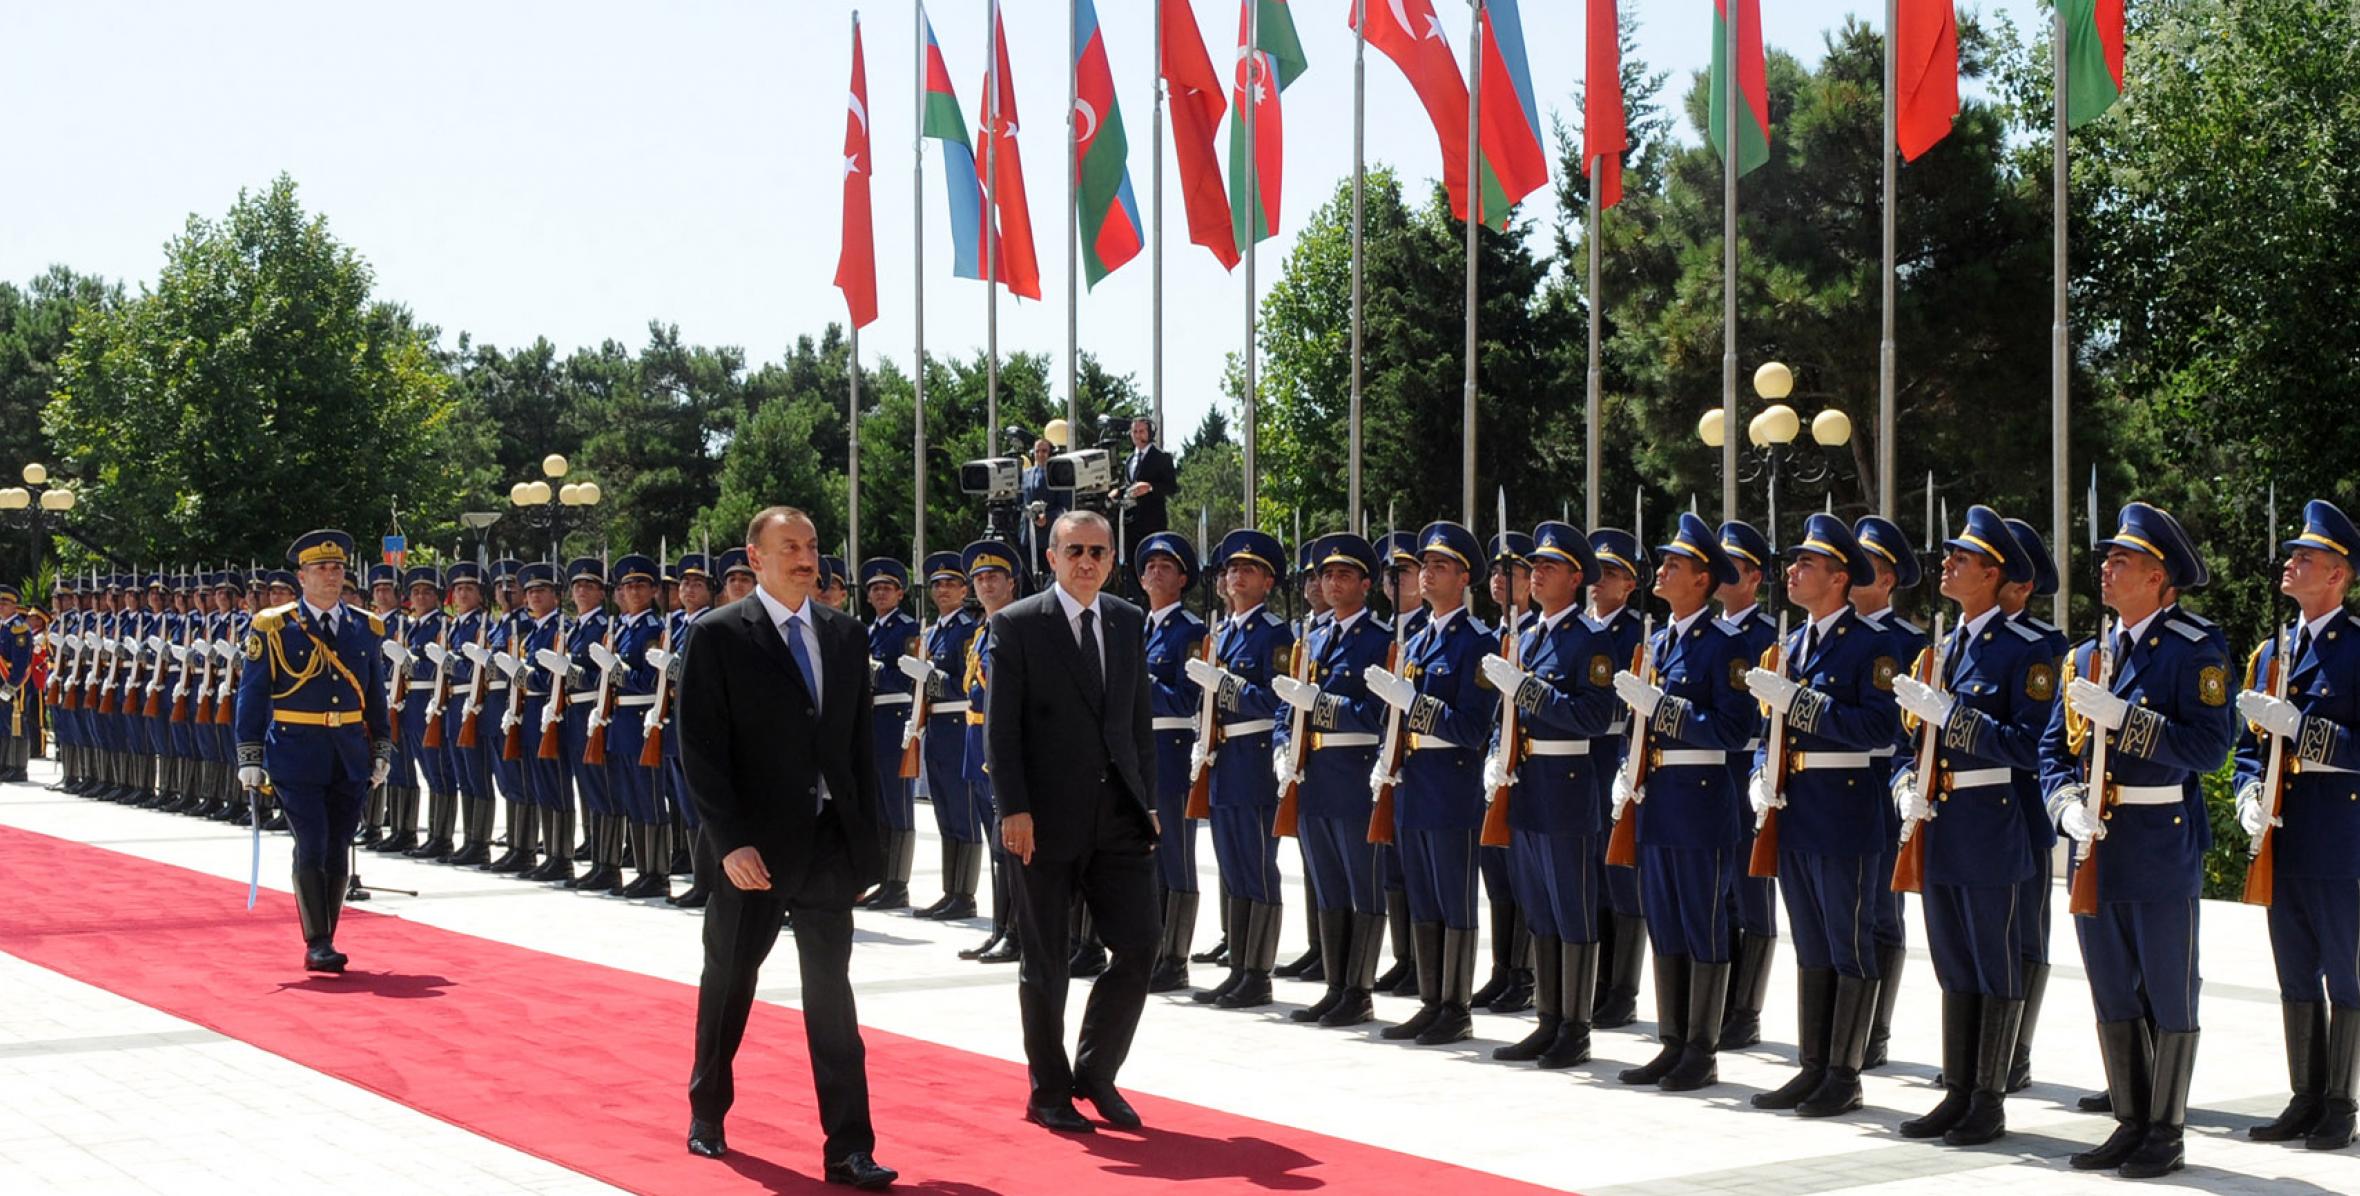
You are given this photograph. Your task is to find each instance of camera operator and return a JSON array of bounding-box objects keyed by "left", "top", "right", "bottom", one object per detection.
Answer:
[{"left": 1021, "top": 438, "right": 1069, "bottom": 574}]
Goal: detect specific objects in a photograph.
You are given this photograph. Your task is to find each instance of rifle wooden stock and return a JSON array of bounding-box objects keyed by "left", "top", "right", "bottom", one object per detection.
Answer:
[
  {"left": 1605, "top": 635, "right": 1651, "bottom": 869},
  {"left": 1891, "top": 826, "right": 1928, "bottom": 893},
  {"left": 421, "top": 685, "right": 447, "bottom": 748},
  {"left": 537, "top": 627, "right": 567, "bottom": 761},
  {"left": 582, "top": 719, "right": 606, "bottom": 765},
  {"left": 1479, "top": 633, "right": 1521, "bottom": 850},
  {"left": 142, "top": 688, "right": 162, "bottom": 718},
  {"left": 1365, "top": 640, "right": 1405, "bottom": 844},
  {"left": 1273, "top": 641, "right": 1312, "bottom": 839},
  {"left": 2243, "top": 646, "right": 2290, "bottom": 907},
  {"left": 1184, "top": 631, "right": 1221, "bottom": 822},
  {"left": 899, "top": 682, "right": 927, "bottom": 780},
  {"left": 214, "top": 680, "right": 236, "bottom": 725},
  {"left": 169, "top": 692, "right": 190, "bottom": 723},
  {"left": 1892, "top": 618, "right": 1946, "bottom": 894},
  {"left": 1748, "top": 630, "right": 1791, "bottom": 879},
  {"left": 2068, "top": 629, "right": 2116, "bottom": 919},
  {"left": 638, "top": 617, "right": 674, "bottom": 768},
  {"left": 458, "top": 707, "right": 481, "bottom": 749}
]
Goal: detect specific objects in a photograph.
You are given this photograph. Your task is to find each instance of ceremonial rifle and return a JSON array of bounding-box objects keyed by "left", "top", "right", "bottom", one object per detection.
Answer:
[
  {"left": 1747, "top": 610, "right": 1794, "bottom": 878},
  {"left": 2067, "top": 618, "right": 2118, "bottom": 918},
  {"left": 1367, "top": 503, "right": 1407, "bottom": 844},
  {"left": 639, "top": 535, "right": 674, "bottom": 768},
  {"left": 1185, "top": 507, "right": 1221, "bottom": 821},
  {"left": 420, "top": 607, "right": 452, "bottom": 749},
  {"left": 1604, "top": 614, "right": 1657, "bottom": 868},
  {"left": 537, "top": 547, "right": 568, "bottom": 760},
  {"left": 1890, "top": 611, "right": 1948, "bottom": 893},
  {"left": 1480, "top": 487, "right": 1522, "bottom": 848},
  {"left": 2244, "top": 625, "right": 2294, "bottom": 906}
]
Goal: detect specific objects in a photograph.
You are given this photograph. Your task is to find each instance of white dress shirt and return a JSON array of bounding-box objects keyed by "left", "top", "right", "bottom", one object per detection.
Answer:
[{"left": 754, "top": 584, "right": 831, "bottom": 809}]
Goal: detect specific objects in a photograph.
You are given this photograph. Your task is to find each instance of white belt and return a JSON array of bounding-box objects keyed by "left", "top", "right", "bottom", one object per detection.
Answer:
[
  {"left": 872, "top": 693, "right": 913, "bottom": 706},
  {"left": 1525, "top": 739, "right": 1591, "bottom": 757},
  {"left": 2110, "top": 784, "right": 2181, "bottom": 806},
  {"left": 1741, "top": 738, "right": 1762, "bottom": 753},
  {"left": 2294, "top": 760, "right": 2357, "bottom": 775},
  {"left": 1787, "top": 751, "right": 1873, "bottom": 772},
  {"left": 1315, "top": 732, "right": 1380, "bottom": 749},
  {"left": 1654, "top": 749, "right": 1724, "bottom": 768},
  {"left": 1608, "top": 719, "right": 1629, "bottom": 736},
  {"left": 485, "top": 680, "right": 508, "bottom": 691},
  {"left": 930, "top": 701, "right": 970, "bottom": 715},
  {"left": 1869, "top": 746, "right": 1896, "bottom": 759},
  {"left": 567, "top": 689, "right": 600, "bottom": 699},
  {"left": 614, "top": 694, "right": 657, "bottom": 707},
  {"left": 1410, "top": 735, "right": 1461, "bottom": 751},
  {"left": 1942, "top": 767, "right": 2010, "bottom": 791},
  {"left": 1152, "top": 717, "right": 1195, "bottom": 731},
  {"left": 1222, "top": 719, "right": 1275, "bottom": 736}
]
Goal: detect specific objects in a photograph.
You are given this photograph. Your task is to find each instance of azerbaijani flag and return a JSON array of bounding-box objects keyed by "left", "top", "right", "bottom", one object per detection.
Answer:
[
  {"left": 1473, "top": 0, "right": 1548, "bottom": 231},
  {"left": 1073, "top": 0, "right": 1143, "bottom": 287},
  {"left": 1229, "top": 0, "right": 1307, "bottom": 249},
  {"left": 2063, "top": 0, "right": 2126, "bottom": 129},
  {"left": 919, "top": 7, "right": 988, "bottom": 282},
  {"left": 1709, "top": 0, "right": 1771, "bottom": 177}
]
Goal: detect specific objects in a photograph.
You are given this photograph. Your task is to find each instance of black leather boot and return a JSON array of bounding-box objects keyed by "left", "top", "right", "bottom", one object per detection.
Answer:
[
  {"left": 1944, "top": 996, "right": 2025, "bottom": 1145},
  {"left": 2309, "top": 1008, "right": 2360, "bottom": 1151},
  {"left": 2252, "top": 1000, "right": 2328, "bottom": 1141},
  {"left": 1196, "top": 897, "right": 1253, "bottom": 1004},
  {"left": 1415, "top": 926, "right": 1477, "bottom": 1045},
  {"left": 2070, "top": 1018, "right": 2153, "bottom": 1170},
  {"left": 622, "top": 823, "right": 671, "bottom": 898},
  {"left": 1798, "top": 973, "right": 1880, "bottom": 1118},
  {"left": 1294, "top": 909, "right": 1354, "bottom": 1024},
  {"left": 1319, "top": 911, "right": 1384, "bottom": 1028},
  {"left": 1861, "top": 939, "right": 1905, "bottom": 1069},
  {"left": 1382, "top": 923, "right": 1446, "bottom": 1040},
  {"left": 1490, "top": 911, "right": 1534, "bottom": 1014},
  {"left": 488, "top": 803, "right": 536, "bottom": 872},
  {"left": 293, "top": 867, "right": 347, "bottom": 974},
  {"left": 2119, "top": 1029, "right": 2197, "bottom": 1178},
  {"left": 2008, "top": 960, "right": 2049, "bottom": 1092},
  {"left": 1901, "top": 991, "right": 1981, "bottom": 1137},
  {"left": 1147, "top": 890, "right": 1198, "bottom": 992},
  {"left": 1539, "top": 939, "right": 1599, "bottom": 1069},
  {"left": 1217, "top": 901, "right": 1280, "bottom": 1009},
  {"left": 1470, "top": 899, "right": 1520, "bottom": 1009},
  {"left": 1721, "top": 930, "right": 1776, "bottom": 1050},
  {"left": 1659, "top": 959, "right": 1729, "bottom": 1090},
  {"left": 1192, "top": 884, "right": 1232, "bottom": 965},
  {"left": 1275, "top": 877, "right": 1323, "bottom": 980},
  {"left": 1493, "top": 935, "right": 1564, "bottom": 1061},
  {"left": 1754, "top": 967, "right": 1835, "bottom": 1110},
  {"left": 1619, "top": 954, "right": 1689, "bottom": 1085},
  {"left": 1373, "top": 888, "right": 1415, "bottom": 995},
  {"left": 914, "top": 838, "right": 959, "bottom": 918},
  {"left": 1595, "top": 912, "right": 1648, "bottom": 1029}
]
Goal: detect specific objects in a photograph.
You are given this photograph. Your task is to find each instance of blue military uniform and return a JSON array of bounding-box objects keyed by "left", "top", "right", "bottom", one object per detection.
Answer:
[
  {"left": 657, "top": 554, "right": 715, "bottom": 906},
  {"left": 515, "top": 564, "right": 577, "bottom": 882},
  {"left": 1192, "top": 529, "right": 1294, "bottom": 1009},
  {"left": 1473, "top": 530, "right": 1538, "bottom": 1014},
  {"left": 482, "top": 559, "right": 541, "bottom": 876},
  {"left": 397, "top": 566, "right": 454, "bottom": 857},
  {"left": 1138, "top": 531, "right": 1209, "bottom": 991},
  {"left": 2003, "top": 516, "right": 2069, "bottom": 1079},
  {"left": 1855, "top": 513, "right": 1927, "bottom": 1067},
  {"left": 0, "top": 585, "right": 30, "bottom": 781},
  {"left": 1586, "top": 528, "right": 1654, "bottom": 1027},
  {"left": 602, "top": 554, "right": 668, "bottom": 897},
  {"left": 2234, "top": 500, "right": 2360, "bottom": 1150},
  {"left": 910, "top": 551, "right": 983, "bottom": 917},
  {"left": 1716, "top": 520, "right": 1781, "bottom": 1048},
  {"left": 857, "top": 557, "right": 919, "bottom": 910},
  {"left": 2038, "top": 502, "right": 2235, "bottom": 1176},
  {"left": 958, "top": 539, "right": 1021, "bottom": 957},
  {"left": 1368, "top": 530, "right": 1426, "bottom": 996},
  {"left": 234, "top": 530, "right": 393, "bottom": 973},
  {"left": 554, "top": 558, "right": 621, "bottom": 890},
  {"left": 436, "top": 562, "right": 497, "bottom": 865}
]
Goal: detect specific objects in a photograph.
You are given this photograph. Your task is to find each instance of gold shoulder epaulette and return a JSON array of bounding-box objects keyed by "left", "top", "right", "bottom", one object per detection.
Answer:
[{"left": 251, "top": 603, "right": 298, "bottom": 633}]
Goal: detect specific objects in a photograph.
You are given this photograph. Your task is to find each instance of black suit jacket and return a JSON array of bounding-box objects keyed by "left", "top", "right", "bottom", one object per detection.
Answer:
[
  {"left": 678, "top": 593, "right": 885, "bottom": 894},
  {"left": 985, "top": 588, "right": 1158, "bottom": 861},
  {"left": 1125, "top": 445, "right": 1177, "bottom": 534}
]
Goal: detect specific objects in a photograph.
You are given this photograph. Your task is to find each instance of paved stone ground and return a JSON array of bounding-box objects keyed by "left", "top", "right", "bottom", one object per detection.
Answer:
[{"left": 3, "top": 757, "right": 2356, "bottom": 1195}]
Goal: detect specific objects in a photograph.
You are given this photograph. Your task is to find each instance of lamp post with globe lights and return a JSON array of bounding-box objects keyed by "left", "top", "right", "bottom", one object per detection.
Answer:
[
  {"left": 0, "top": 463, "right": 78, "bottom": 584},
  {"left": 507, "top": 454, "right": 601, "bottom": 561},
  {"left": 1696, "top": 363, "right": 1853, "bottom": 552}
]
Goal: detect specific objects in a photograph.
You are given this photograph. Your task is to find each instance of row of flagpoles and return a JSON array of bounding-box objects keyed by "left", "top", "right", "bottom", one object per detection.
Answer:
[{"left": 832, "top": 1, "right": 2128, "bottom": 627}]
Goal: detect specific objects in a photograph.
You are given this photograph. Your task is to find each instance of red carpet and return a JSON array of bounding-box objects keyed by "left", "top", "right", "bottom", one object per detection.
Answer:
[{"left": 0, "top": 825, "right": 1565, "bottom": 1195}]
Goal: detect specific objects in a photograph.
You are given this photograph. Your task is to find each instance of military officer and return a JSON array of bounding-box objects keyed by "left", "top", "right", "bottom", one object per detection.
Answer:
[
  {"left": 411, "top": 565, "right": 464, "bottom": 859},
  {"left": 2233, "top": 500, "right": 2360, "bottom": 1152},
  {"left": 0, "top": 584, "right": 30, "bottom": 781},
  {"left": 377, "top": 566, "right": 439, "bottom": 855},
  {"left": 899, "top": 551, "right": 983, "bottom": 919},
  {"left": 37, "top": 578, "right": 79, "bottom": 790},
  {"left": 1138, "top": 531, "right": 1209, "bottom": 992},
  {"left": 2040, "top": 501, "right": 2235, "bottom": 1177},
  {"left": 1479, "top": 522, "right": 1619, "bottom": 1067},
  {"left": 155, "top": 572, "right": 197, "bottom": 809},
  {"left": 1882, "top": 507, "right": 2050, "bottom": 1145},
  {"left": 1610, "top": 513, "right": 1754, "bottom": 1091},
  {"left": 1361, "top": 521, "right": 1496, "bottom": 1045},
  {"left": 1472, "top": 530, "right": 1537, "bottom": 1015},
  {"left": 1585, "top": 529, "right": 1652, "bottom": 1027},
  {"left": 1998, "top": 517, "right": 2068, "bottom": 1093},
  {"left": 1853, "top": 515, "right": 1926, "bottom": 1069},
  {"left": 1182, "top": 528, "right": 1294, "bottom": 1010},
  {"left": 234, "top": 530, "right": 393, "bottom": 972},
  {"left": 1270, "top": 532, "right": 1391, "bottom": 1027},
  {"left": 857, "top": 558, "right": 920, "bottom": 912},
  {"left": 1715, "top": 519, "right": 1781, "bottom": 1049},
  {"left": 958, "top": 540, "right": 1024, "bottom": 963}
]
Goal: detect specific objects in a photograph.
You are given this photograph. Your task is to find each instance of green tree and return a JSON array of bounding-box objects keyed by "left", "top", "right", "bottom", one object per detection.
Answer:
[
  {"left": 44, "top": 176, "right": 459, "bottom": 564},
  {"left": 0, "top": 267, "right": 121, "bottom": 481}
]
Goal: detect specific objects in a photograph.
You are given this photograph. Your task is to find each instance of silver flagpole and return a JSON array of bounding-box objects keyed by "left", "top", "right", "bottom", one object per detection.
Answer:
[
  {"left": 1584, "top": 49, "right": 1603, "bottom": 530},
  {"left": 1349, "top": 0, "right": 1367, "bottom": 529},
  {"left": 1878, "top": 0, "right": 1897, "bottom": 518},
  {"left": 2050, "top": 3, "right": 2071, "bottom": 626},
  {"left": 1241, "top": 0, "right": 1259, "bottom": 525},
  {"left": 1066, "top": 0, "right": 1081, "bottom": 441},
  {"left": 913, "top": 0, "right": 928, "bottom": 564},
  {"left": 984, "top": 0, "right": 1001, "bottom": 447},
  {"left": 1152, "top": 0, "right": 1166, "bottom": 437},
  {"left": 847, "top": 11, "right": 862, "bottom": 570},
  {"left": 1462, "top": 0, "right": 1482, "bottom": 526},
  {"left": 1720, "top": 0, "right": 1740, "bottom": 524}
]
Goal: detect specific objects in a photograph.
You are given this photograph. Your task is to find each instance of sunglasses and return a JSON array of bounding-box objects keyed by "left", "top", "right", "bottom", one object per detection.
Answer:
[{"left": 1060, "top": 544, "right": 1112, "bottom": 561}]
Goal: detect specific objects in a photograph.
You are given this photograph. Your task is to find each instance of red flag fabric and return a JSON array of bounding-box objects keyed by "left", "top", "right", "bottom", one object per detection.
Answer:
[
  {"left": 1584, "top": 0, "right": 1628, "bottom": 209},
  {"left": 1162, "top": 0, "right": 1240, "bottom": 270},
  {"left": 1895, "top": 0, "right": 1958, "bottom": 161},
  {"left": 981, "top": 3, "right": 1042, "bottom": 300},
  {"left": 833, "top": 18, "right": 877, "bottom": 328},
  {"left": 1354, "top": 0, "right": 1471, "bottom": 222}
]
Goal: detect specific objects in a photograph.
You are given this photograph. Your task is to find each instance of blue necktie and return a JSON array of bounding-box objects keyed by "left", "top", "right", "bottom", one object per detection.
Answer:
[{"left": 785, "top": 613, "right": 818, "bottom": 706}]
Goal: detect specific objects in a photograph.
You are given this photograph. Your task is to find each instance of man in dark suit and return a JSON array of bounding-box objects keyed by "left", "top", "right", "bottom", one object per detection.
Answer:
[
  {"left": 1117, "top": 417, "right": 1179, "bottom": 570},
  {"left": 987, "top": 509, "right": 1162, "bottom": 1134},
  {"left": 679, "top": 506, "right": 897, "bottom": 1190}
]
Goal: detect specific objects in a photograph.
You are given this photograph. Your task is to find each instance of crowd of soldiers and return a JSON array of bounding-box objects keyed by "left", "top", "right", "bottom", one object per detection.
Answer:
[{"left": 10, "top": 493, "right": 2360, "bottom": 1178}]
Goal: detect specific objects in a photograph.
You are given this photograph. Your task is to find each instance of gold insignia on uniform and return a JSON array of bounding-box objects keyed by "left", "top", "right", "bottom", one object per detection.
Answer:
[
  {"left": 1590, "top": 654, "right": 1613, "bottom": 686},
  {"left": 1476, "top": 666, "right": 1495, "bottom": 691},
  {"left": 243, "top": 633, "right": 263, "bottom": 660},
  {"left": 1731, "top": 659, "right": 1751, "bottom": 692},
  {"left": 2199, "top": 666, "right": 2228, "bottom": 707},
  {"left": 1273, "top": 644, "right": 1291, "bottom": 674},
  {"left": 1873, "top": 656, "right": 1900, "bottom": 691},
  {"left": 2027, "top": 662, "right": 2057, "bottom": 702},
  {"left": 904, "top": 635, "right": 919, "bottom": 656}
]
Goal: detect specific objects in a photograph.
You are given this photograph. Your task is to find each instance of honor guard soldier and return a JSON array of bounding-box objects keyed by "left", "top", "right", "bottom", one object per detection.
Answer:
[
  {"left": 131, "top": 573, "right": 167, "bottom": 807},
  {"left": 1586, "top": 529, "right": 1654, "bottom": 1027},
  {"left": 1853, "top": 514, "right": 1926, "bottom": 1068},
  {"left": 38, "top": 578, "right": 78, "bottom": 790},
  {"left": 1361, "top": 521, "right": 1497, "bottom": 1045},
  {"left": 896, "top": 552, "right": 982, "bottom": 919},
  {"left": 1610, "top": 513, "right": 1755, "bottom": 1090},
  {"left": 482, "top": 560, "right": 539, "bottom": 876},
  {"left": 439, "top": 562, "right": 496, "bottom": 866},
  {"left": 155, "top": 572, "right": 195, "bottom": 809},
  {"left": 1715, "top": 520, "right": 1781, "bottom": 1049},
  {"left": 0, "top": 584, "right": 29, "bottom": 781},
  {"left": 235, "top": 530, "right": 393, "bottom": 972},
  {"left": 1137, "top": 531, "right": 1209, "bottom": 991},
  {"left": 657, "top": 553, "right": 716, "bottom": 906},
  {"left": 1366, "top": 530, "right": 1426, "bottom": 996},
  {"left": 1182, "top": 529, "right": 1294, "bottom": 1010},
  {"left": 2234, "top": 500, "right": 2360, "bottom": 1152},
  {"left": 1276, "top": 540, "right": 1332, "bottom": 985},
  {"left": 2001, "top": 517, "right": 2068, "bottom": 1092},
  {"left": 718, "top": 548, "right": 756, "bottom": 605},
  {"left": 2041, "top": 501, "right": 2235, "bottom": 1177},
  {"left": 1742, "top": 515, "right": 1902, "bottom": 1116},
  {"left": 600, "top": 554, "right": 669, "bottom": 898},
  {"left": 958, "top": 540, "right": 1025, "bottom": 963},
  {"left": 549, "top": 558, "right": 620, "bottom": 891},
  {"left": 406, "top": 565, "right": 460, "bottom": 859},
  {"left": 515, "top": 563, "right": 576, "bottom": 882},
  {"left": 857, "top": 558, "right": 920, "bottom": 912},
  {"left": 364, "top": 566, "right": 409, "bottom": 847},
  {"left": 1473, "top": 530, "right": 1537, "bottom": 1014},
  {"left": 206, "top": 574, "right": 252, "bottom": 820},
  {"left": 1479, "top": 522, "right": 1619, "bottom": 1067},
  {"left": 1269, "top": 532, "right": 1391, "bottom": 1026},
  {"left": 1885, "top": 507, "right": 2054, "bottom": 1144},
  {"left": 818, "top": 555, "right": 850, "bottom": 610}
]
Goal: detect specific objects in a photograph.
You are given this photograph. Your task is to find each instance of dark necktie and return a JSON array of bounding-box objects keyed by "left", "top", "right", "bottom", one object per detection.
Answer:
[
  {"left": 1077, "top": 608, "right": 1104, "bottom": 695},
  {"left": 1800, "top": 623, "right": 1820, "bottom": 665},
  {"left": 784, "top": 613, "right": 817, "bottom": 706}
]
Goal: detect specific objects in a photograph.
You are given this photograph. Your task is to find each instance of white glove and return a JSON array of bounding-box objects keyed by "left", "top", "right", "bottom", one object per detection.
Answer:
[
  {"left": 1892, "top": 768, "right": 1930, "bottom": 823},
  {"left": 381, "top": 640, "right": 411, "bottom": 668},
  {"left": 535, "top": 648, "right": 571, "bottom": 676},
  {"left": 494, "top": 653, "right": 523, "bottom": 677},
  {"left": 145, "top": 634, "right": 166, "bottom": 655},
  {"left": 2237, "top": 690, "right": 2302, "bottom": 740},
  {"left": 2065, "top": 677, "right": 2128, "bottom": 732},
  {"left": 1271, "top": 675, "right": 1321, "bottom": 711},
  {"left": 896, "top": 654, "right": 936, "bottom": 683},
  {"left": 1613, "top": 670, "right": 1664, "bottom": 718},
  {"left": 1183, "top": 656, "right": 1231, "bottom": 691},
  {"left": 214, "top": 639, "right": 234, "bottom": 662},
  {"left": 1481, "top": 747, "right": 1508, "bottom": 793},
  {"left": 2236, "top": 780, "right": 2275, "bottom": 838},
  {"left": 370, "top": 758, "right": 391, "bottom": 788},
  {"left": 1893, "top": 675, "right": 1956, "bottom": 727},
  {"left": 500, "top": 709, "right": 519, "bottom": 735},
  {"left": 425, "top": 642, "right": 450, "bottom": 666},
  {"left": 1479, "top": 653, "right": 1528, "bottom": 697},
  {"left": 1189, "top": 741, "right": 1213, "bottom": 781},
  {"left": 1271, "top": 742, "right": 1297, "bottom": 788},
  {"left": 1364, "top": 665, "right": 1416, "bottom": 712},
  {"left": 1367, "top": 756, "right": 1394, "bottom": 793},
  {"left": 646, "top": 647, "right": 674, "bottom": 674},
  {"left": 461, "top": 641, "right": 491, "bottom": 667},
  {"left": 2059, "top": 800, "right": 2104, "bottom": 843},
  {"left": 1610, "top": 770, "right": 1638, "bottom": 819},
  {"left": 237, "top": 765, "right": 267, "bottom": 789},
  {"left": 168, "top": 644, "right": 189, "bottom": 663},
  {"left": 1746, "top": 668, "right": 1801, "bottom": 714},
  {"left": 1747, "top": 770, "right": 1779, "bottom": 819},
  {"left": 587, "top": 642, "right": 618, "bottom": 671}
]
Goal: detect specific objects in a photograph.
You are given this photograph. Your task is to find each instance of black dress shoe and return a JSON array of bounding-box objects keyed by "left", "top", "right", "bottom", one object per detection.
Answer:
[
  {"left": 959, "top": 930, "right": 1005, "bottom": 961},
  {"left": 305, "top": 945, "right": 348, "bottom": 974},
  {"left": 1025, "top": 1100, "right": 1096, "bottom": 1133},
  {"left": 1074, "top": 1077, "right": 1143, "bottom": 1130},
  {"left": 670, "top": 887, "right": 711, "bottom": 910},
  {"left": 686, "top": 1119, "right": 728, "bottom": 1158},
  {"left": 1068, "top": 943, "right": 1109, "bottom": 978},
  {"left": 977, "top": 938, "right": 1021, "bottom": 964},
  {"left": 824, "top": 1151, "right": 899, "bottom": 1189},
  {"left": 863, "top": 882, "right": 910, "bottom": 912}
]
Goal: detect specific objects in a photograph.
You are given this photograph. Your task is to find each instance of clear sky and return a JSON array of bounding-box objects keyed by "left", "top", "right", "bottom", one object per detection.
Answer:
[{"left": 0, "top": 1, "right": 2037, "bottom": 455}]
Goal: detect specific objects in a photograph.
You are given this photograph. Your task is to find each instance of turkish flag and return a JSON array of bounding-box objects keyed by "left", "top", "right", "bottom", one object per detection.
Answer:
[
  {"left": 1896, "top": 0, "right": 1958, "bottom": 161},
  {"left": 1355, "top": 0, "right": 1471, "bottom": 222},
  {"left": 833, "top": 18, "right": 877, "bottom": 328}
]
